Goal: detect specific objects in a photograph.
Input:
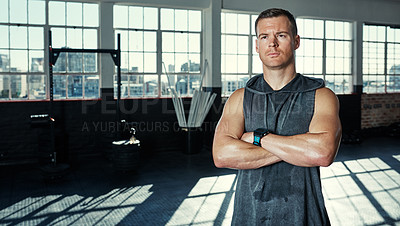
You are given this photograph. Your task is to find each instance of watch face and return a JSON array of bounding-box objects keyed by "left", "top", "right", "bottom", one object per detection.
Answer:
[
  {"left": 254, "top": 128, "right": 269, "bottom": 147},
  {"left": 255, "top": 128, "right": 269, "bottom": 136},
  {"left": 254, "top": 128, "right": 268, "bottom": 147}
]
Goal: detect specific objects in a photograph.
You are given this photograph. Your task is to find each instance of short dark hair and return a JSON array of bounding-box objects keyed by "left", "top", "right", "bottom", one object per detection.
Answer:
[{"left": 255, "top": 8, "right": 297, "bottom": 37}]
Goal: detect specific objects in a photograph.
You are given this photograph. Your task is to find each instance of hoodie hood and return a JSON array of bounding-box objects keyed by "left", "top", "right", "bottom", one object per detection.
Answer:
[{"left": 245, "top": 73, "right": 325, "bottom": 94}]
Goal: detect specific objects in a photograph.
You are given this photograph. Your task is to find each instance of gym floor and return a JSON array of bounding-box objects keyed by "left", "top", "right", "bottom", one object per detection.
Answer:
[{"left": 0, "top": 136, "right": 399, "bottom": 225}]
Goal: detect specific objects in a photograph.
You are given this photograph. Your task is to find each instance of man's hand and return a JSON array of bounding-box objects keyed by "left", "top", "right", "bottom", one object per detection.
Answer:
[{"left": 240, "top": 132, "right": 253, "bottom": 144}]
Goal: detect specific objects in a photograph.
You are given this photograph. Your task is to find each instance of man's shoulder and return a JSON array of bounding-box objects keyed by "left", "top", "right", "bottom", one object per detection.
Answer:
[
  {"left": 316, "top": 87, "right": 337, "bottom": 98},
  {"left": 315, "top": 87, "right": 340, "bottom": 109},
  {"left": 229, "top": 88, "right": 245, "bottom": 102},
  {"left": 223, "top": 88, "right": 245, "bottom": 116}
]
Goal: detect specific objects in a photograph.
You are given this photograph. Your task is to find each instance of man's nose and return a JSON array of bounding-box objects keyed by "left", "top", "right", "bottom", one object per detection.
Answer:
[{"left": 268, "top": 36, "right": 278, "bottom": 47}]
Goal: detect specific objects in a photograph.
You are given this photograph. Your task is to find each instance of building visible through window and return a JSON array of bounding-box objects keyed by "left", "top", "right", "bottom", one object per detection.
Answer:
[
  {"left": 113, "top": 6, "right": 202, "bottom": 98},
  {"left": 296, "top": 18, "right": 352, "bottom": 94},
  {"left": 363, "top": 24, "right": 400, "bottom": 93},
  {"left": 221, "top": 12, "right": 260, "bottom": 96},
  {"left": 50, "top": 1, "right": 99, "bottom": 99},
  {"left": 0, "top": 0, "right": 46, "bottom": 100}
]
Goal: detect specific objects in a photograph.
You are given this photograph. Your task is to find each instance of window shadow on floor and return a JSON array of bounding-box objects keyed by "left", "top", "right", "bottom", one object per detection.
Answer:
[
  {"left": 0, "top": 149, "right": 237, "bottom": 225},
  {"left": 322, "top": 137, "right": 400, "bottom": 225}
]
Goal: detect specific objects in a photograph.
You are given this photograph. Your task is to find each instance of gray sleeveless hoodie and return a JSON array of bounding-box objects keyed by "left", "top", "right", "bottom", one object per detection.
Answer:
[{"left": 232, "top": 73, "right": 330, "bottom": 225}]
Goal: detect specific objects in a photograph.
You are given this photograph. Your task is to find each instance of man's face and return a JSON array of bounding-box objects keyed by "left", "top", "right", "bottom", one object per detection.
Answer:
[{"left": 256, "top": 16, "right": 300, "bottom": 70}]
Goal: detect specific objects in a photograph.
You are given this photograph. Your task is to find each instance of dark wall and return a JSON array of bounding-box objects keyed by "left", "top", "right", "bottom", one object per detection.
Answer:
[
  {"left": 0, "top": 97, "right": 222, "bottom": 165},
  {"left": 337, "top": 94, "right": 362, "bottom": 132},
  {"left": 0, "top": 92, "right": 358, "bottom": 166}
]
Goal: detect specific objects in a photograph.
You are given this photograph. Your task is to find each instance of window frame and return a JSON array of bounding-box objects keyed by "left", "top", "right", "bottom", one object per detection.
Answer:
[
  {"left": 363, "top": 23, "right": 400, "bottom": 94},
  {"left": 0, "top": 0, "right": 47, "bottom": 101},
  {"left": 0, "top": 0, "right": 101, "bottom": 102},
  {"left": 296, "top": 18, "right": 353, "bottom": 94},
  {"left": 113, "top": 5, "right": 203, "bottom": 99},
  {"left": 221, "top": 11, "right": 260, "bottom": 97},
  {"left": 49, "top": 1, "right": 100, "bottom": 100}
]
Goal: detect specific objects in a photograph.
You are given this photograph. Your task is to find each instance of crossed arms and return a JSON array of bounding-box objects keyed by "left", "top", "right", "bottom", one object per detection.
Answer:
[{"left": 212, "top": 87, "right": 342, "bottom": 169}]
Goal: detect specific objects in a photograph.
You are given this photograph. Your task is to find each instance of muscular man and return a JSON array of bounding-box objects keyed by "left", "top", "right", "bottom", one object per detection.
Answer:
[{"left": 213, "top": 8, "right": 341, "bottom": 225}]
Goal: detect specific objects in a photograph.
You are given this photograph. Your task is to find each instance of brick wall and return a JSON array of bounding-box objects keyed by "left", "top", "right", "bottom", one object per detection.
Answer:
[{"left": 361, "top": 93, "right": 400, "bottom": 129}]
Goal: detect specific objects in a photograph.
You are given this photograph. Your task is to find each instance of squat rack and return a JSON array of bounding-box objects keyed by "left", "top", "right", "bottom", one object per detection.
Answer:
[{"left": 47, "top": 30, "right": 122, "bottom": 164}]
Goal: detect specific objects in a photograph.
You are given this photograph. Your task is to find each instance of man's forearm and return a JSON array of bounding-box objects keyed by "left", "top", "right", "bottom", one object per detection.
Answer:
[
  {"left": 260, "top": 132, "right": 339, "bottom": 167},
  {"left": 213, "top": 135, "right": 282, "bottom": 170}
]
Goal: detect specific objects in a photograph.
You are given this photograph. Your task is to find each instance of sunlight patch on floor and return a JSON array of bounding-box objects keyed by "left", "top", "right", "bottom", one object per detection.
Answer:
[
  {"left": 167, "top": 174, "right": 236, "bottom": 226},
  {"left": 322, "top": 157, "right": 400, "bottom": 226},
  {"left": 0, "top": 185, "right": 153, "bottom": 225}
]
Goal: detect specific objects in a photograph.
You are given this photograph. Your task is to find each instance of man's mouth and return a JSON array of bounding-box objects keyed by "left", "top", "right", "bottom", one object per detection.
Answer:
[{"left": 268, "top": 52, "right": 280, "bottom": 57}]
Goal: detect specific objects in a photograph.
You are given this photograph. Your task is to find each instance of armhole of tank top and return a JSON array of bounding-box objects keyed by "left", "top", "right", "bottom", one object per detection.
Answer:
[
  {"left": 307, "top": 90, "right": 317, "bottom": 133},
  {"left": 243, "top": 87, "right": 251, "bottom": 132}
]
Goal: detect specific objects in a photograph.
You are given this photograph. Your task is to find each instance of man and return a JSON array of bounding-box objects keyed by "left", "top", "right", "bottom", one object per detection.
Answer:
[{"left": 212, "top": 8, "right": 341, "bottom": 225}]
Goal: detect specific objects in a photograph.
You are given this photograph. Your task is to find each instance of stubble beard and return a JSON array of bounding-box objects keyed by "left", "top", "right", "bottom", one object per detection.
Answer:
[{"left": 263, "top": 53, "right": 295, "bottom": 71}]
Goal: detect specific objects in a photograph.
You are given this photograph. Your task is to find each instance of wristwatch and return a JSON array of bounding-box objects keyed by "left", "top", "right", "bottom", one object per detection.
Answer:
[{"left": 253, "top": 128, "right": 269, "bottom": 147}]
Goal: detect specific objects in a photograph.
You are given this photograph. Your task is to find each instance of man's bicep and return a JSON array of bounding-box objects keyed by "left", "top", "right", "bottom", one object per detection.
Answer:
[
  {"left": 309, "top": 88, "right": 341, "bottom": 135},
  {"left": 216, "top": 113, "right": 245, "bottom": 140},
  {"left": 215, "top": 88, "right": 245, "bottom": 140},
  {"left": 309, "top": 113, "right": 340, "bottom": 135}
]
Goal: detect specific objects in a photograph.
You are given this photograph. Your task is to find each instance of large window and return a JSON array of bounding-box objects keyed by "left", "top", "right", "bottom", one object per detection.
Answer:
[
  {"left": 0, "top": 0, "right": 99, "bottom": 101},
  {"left": 296, "top": 18, "right": 353, "bottom": 94},
  {"left": 50, "top": 1, "right": 99, "bottom": 99},
  {"left": 113, "top": 6, "right": 202, "bottom": 98},
  {"left": 0, "top": 0, "right": 46, "bottom": 100},
  {"left": 114, "top": 5, "right": 158, "bottom": 98},
  {"left": 363, "top": 24, "right": 400, "bottom": 93},
  {"left": 221, "top": 12, "right": 261, "bottom": 96},
  {"left": 161, "top": 8, "right": 202, "bottom": 97}
]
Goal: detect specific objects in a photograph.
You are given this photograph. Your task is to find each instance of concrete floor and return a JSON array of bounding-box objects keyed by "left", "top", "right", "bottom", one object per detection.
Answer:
[{"left": 0, "top": 136, "right": 399, "bottom": 226}]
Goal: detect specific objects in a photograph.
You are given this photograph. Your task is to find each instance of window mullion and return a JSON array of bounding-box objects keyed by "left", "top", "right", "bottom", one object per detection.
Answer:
[
  {"left": 27, "top": 74, "right": 30, "bottom": 99},
  {"left": 157, "top": 7, "right": 162, "bottom": 97},
  {"left": 8, "top": 75, "right": 11, "bottom": 99},
  {"left": 322, "top": 20, "right": 327, "bottom": 81},
  {"left": 248, "top": 17, "right": 252, "bottom": 77},
  {"left": 384, "top": 26, "right": 388, "bottom": 93},
  {"left": 44, "top": 0, "right": 50, "bottom": 100},
  {"left": 7, "top": 0, "right": 11, "bottom": 100},
  {"left": 82, "top": 74, "right": 85, "bottom": 99},
  {"left": 66, "top": 75, "right": 69, "bottom": 99}
]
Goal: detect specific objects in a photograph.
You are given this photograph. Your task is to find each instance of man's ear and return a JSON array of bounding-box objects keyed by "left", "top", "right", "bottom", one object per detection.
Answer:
[{"left": 294, "top": 35, "right": 300, "bottom": 50}]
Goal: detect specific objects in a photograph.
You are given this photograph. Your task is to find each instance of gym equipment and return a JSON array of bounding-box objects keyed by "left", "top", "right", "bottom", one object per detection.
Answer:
[
  {"left": 31, "top": 113, "right": 70, "bottom": 179},
  {"left": 182, "top": 127, "right": 203, "bottom": 154},
  {"left": 162, "top": 60, "right": 216, "bottom": 154},
  {"left": 49, "top": 31, "right": 122, "bottom": 124},
  {"left": 38, "top": 31, "right": 122, "bottom": 178},
  {"left": 162, "top": 60, "right": 216, "bottom": 128},
  {"left": 111, "top": 127, "right": 141, "bottom": 171}
]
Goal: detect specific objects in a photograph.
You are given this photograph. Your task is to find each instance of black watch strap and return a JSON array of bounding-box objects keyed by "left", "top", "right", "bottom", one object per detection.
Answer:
[{"left": 253, "top": 128, "right": 269, "bottom": 147}]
